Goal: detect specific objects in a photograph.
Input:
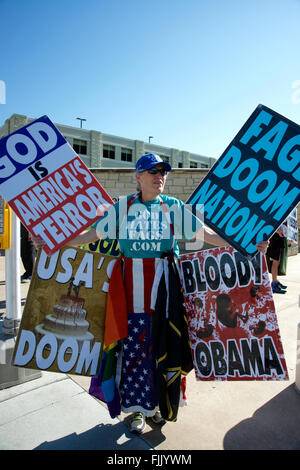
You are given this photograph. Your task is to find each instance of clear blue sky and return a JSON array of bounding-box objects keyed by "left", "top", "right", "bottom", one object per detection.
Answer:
[{"left": 1, "top": 0, "right": 300, "bottom": 159}]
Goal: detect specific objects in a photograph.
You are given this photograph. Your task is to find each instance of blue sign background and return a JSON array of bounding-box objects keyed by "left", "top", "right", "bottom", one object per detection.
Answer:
[
  {"left": 187, "top": 104, "right": 300, "bottom": 258},
  {"left": 0, "top": 115, "right": 66, "bottom": 184}
]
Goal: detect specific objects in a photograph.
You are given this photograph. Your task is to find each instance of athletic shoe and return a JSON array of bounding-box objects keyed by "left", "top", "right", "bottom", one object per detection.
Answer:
[
  {"left": 21, "top": 274, "right": 31, "bottom": 283},
  {"left": 151, "top": 411, "right": 166, "bottom": 425},
  {"left": 272, "top": 282, "right": 286, "bottom": 294},
  {"left": 129, "top": 412, "right": 146, "bottom": 434},
  {"left": 277, "top": 281, "right": 287, "bottom": 289}
]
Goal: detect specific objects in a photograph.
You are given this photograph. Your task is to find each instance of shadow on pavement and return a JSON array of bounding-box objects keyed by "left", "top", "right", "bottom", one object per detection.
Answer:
[
  {"left": 223, "top": 384, "right": 300, "bottom": 450},
  {"left": 34, "top": 421, "right": 147, "bottom": 450},
  {"left": 34, "top": 418, "right": 166, "bottom": 450}
]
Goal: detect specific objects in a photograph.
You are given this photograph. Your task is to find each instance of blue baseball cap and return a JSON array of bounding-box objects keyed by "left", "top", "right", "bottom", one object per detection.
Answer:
[{"left": 136, "top": 153, "right": 172, "bottom": 173}]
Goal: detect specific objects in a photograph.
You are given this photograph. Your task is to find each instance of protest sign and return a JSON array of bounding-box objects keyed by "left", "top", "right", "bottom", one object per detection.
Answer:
[
  {"left": 282, "top": 208, "right": 298, "bottom": 244},
  {"left": 80, "top": 238, "right": 120, "bottom": 256},
  {"left": 179, "top": 246, "right": 289, "bottom": 381},
  {"left": 79, "top": 227, "right": 120, "bottom": 257},
  {"left": 12, "top": 246, "right": 117, "bottom": 376},
  {"left": 187, "top": 104, "right": 300, "bottom": 258},
  {"left": 0, "top": 115, "right": 113, "bottom": 255}
]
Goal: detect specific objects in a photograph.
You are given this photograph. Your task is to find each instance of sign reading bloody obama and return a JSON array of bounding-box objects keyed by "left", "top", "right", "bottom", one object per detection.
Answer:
[
  {"left": 0, "top": 116, "right": 113, "bottom": 255},
  {"left": 179, "top": 246, "right": 289, "bottom": 381},
  {"left": 187, "top": 104, "right": 300, "bottom": 258}
]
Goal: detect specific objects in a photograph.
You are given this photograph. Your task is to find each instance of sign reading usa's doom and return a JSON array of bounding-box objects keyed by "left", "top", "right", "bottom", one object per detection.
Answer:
[
  {"left": 12, "top": 246, "right": 117, "bottom": 376},
  {"left": 0, "top": 115, "right": 113, "bottom": 255},
  {"left": 179, "top": 246, "right": 288, "bottom": 381}
]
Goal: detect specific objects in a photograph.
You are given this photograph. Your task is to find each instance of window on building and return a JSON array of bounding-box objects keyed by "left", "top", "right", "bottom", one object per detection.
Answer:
[
  {"left": 103, "top": 144, "right": 115, "bottom": 159},
  {"left": 200, "top": 163, "right": 209, "bottom": 168},
  {"left": 161, "top": 155, "right": 169, "bottom": 162},
  {"left": 121, "top": 147, "right": 132, "bottom": 162},
  {"left": 190, "top": 161, "right": 198, "bottom": 168},
  {"left": 178, "top": 162, "right": 183, "bottom": 168},
  {"left": 73, "top": 139, "right": 87, "bottom": 155}
]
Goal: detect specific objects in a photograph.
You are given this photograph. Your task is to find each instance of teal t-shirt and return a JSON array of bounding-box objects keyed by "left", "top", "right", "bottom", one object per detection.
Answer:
[{"left": 93, "top": 194, "right": 202, "bottom": 258}]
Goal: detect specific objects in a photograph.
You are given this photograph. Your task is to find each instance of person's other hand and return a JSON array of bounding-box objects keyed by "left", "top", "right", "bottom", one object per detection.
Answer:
[
  {"left": 256, "top": 240, "right": 269, "bottom": 254},
  {"left": 31, "top": 236, "right": 46, "bottom": 250},
  {"left": 96, "top": 202, "right": 112, "bottom": 218}
]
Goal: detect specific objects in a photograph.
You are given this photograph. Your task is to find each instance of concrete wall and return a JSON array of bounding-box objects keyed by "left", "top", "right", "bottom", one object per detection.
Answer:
[
  {"left": 91, "top": 168, "right": 208, "bottom": 202},
  {"left": 91, "top": 167, "right": 300, "bottom": 254}
]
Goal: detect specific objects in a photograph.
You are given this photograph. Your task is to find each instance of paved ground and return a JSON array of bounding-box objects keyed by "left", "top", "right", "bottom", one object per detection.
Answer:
[{"left": 0, "top": 252, "right": 300, "bottom": 450}]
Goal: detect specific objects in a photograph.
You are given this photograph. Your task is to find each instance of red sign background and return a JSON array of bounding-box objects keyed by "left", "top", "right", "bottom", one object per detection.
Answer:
[{"left": 179, "top": 246, "right": 289, "bottom": 381}]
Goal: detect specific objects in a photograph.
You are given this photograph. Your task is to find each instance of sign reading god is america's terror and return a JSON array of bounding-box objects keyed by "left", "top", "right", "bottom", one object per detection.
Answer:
[
  {"left": 0, "top": 115, "right": 113, "bottom": 255},
  {"left": 179, "top": 246, "right": 289, "bottom": 381},
  {"left": 187, "top": 104, "right": 300, "bottom": 258},
  {"left": 12, "top": 246, "right": 117, "bottom": 376}
]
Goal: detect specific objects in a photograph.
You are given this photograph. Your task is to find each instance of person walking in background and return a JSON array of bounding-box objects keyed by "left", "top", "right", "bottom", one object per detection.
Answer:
[
  {"left": 20, "top": 223, "right": 36, "bottom": 283},
  {"left": 266, "top": 228, "right": 287, "bottom": 294}
]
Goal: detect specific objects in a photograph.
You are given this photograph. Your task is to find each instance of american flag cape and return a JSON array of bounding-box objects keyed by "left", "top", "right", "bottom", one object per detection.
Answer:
[
  {"left": 90, "top": 255, "right": 193, "bottom": 420},
  {"left": 115, "top": 257, "right": 163, "bottom": 416}
]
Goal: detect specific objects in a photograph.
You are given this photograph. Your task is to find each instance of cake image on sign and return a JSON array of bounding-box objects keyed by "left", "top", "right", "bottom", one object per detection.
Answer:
[{"left": 35, "top": 278, "right": 94, "bottom": 353}]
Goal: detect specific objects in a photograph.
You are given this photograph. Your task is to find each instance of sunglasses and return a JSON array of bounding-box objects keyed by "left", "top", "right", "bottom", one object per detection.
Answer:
[{"left": 146, "top": 168, "right": 168, "bottom": 176}]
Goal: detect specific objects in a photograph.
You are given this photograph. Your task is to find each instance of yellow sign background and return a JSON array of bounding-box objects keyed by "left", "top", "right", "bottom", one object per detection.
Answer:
[{"left": 13, "top": 246, "right": 115, "bottom": 375}]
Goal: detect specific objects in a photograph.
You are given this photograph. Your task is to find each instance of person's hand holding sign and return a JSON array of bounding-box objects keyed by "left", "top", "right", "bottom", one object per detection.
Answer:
[{"left": 256, "top": 240, "right": 269, "bottom": 254}]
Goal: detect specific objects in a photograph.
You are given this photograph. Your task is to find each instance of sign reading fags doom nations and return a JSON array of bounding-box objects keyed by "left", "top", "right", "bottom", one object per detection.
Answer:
[
  {"left": 187, "top": 104, "right": 300, "bottom": 258},
  {"left": 179, "top": 246, "right": 289, "bottom": 381},
  {"left": 0, "top": 116, "right": 113, "bottom": 255},
  {"left": 12, "top": 246, "right": 117, "bottom": 376}
]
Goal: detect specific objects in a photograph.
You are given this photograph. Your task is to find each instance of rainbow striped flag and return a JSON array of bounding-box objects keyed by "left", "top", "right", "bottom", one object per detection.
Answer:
[{"left": 89, "top": 257, "right": 127, "bottom": 418}]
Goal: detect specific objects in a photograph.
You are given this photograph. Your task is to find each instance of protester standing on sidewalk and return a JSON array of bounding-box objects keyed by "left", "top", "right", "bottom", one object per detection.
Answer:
[{"left": 33, "top": 153, "right": 269, "bottom": 435}]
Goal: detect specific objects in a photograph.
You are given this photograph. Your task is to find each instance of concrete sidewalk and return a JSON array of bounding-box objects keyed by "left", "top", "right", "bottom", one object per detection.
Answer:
[{"left": 0, "top": 252, "right": 300, "bottom": 450}]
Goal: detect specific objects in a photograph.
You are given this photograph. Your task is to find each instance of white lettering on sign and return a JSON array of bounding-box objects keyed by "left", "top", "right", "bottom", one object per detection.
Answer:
[
  {"left": 13, "top": 329, "right": 102, "bottom": 375},
  {"left": 36, "top": 248, "right": 114, "bottom": 292},
  {"left": 0, "top": 121, "right": 58, "bottom": 179}
]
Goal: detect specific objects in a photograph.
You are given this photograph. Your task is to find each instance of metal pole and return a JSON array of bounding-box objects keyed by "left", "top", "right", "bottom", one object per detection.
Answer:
[
  {"left": 295, "top": 299, "right": 300, "bottom": 393},
  {"left": 77, "top": 117, "right": 86, "bottom": 128},
  {"left": 0, "top": 211, "right": 41, "bottom": 388},
  {"left": 3, "top": 211, "right": 21, "bottom": 335}
]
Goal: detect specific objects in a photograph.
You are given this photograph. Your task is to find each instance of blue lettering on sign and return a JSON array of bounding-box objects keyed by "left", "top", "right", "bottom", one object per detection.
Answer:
[
  {"left": 239, "top": 109, "right": 273, "bottom": 145},
  {"left": 230, "top": 158, "right": 259, "bottom": 191},
  {"left": 260, "top": 180, "right": 300, "bottom": 221},
  {"left": 277, "top": 135, "right": 300, "bottom": 180},
  {"left": 213, "top": 145, "right": 241, "bottom": 179},
  {"left": 251, "top": 121, "right": 288, "bottom": 161},
  {"left": 247, "top": 170, "right": 277, "bottom": 203},
  {"left": 0, "top": 116, "right": 66, "bottom": 183}
]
